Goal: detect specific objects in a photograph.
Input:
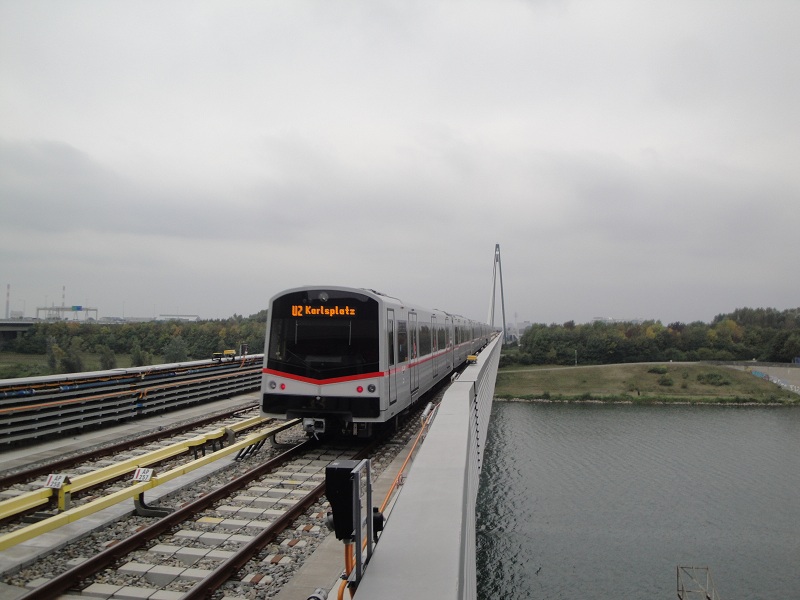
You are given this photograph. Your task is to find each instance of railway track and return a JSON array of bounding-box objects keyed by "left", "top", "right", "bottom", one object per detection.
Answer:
[
  {"left": 0, "top": 356, "right": 264, "bottom": 447},
  {"left": 0, "top": 402, "right": 262, "bottom": 489},
  {"left": 0, "top": 410, "right": 292, "bottom": 538},
  {"left": 0, "top": 399, "right": 437, "bottom": 599}
]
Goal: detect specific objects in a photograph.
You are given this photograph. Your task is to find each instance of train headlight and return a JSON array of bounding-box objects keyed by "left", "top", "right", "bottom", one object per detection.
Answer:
[
  {"left": 280, "top": 383, "right": 286, "bottom": 390},
  {"left": 356, "top": 386, "right": 364, "bottom": 393},
  {"left": 368, "top": 384, "right": 376, "bottom": 393},
  {"left": 269, "top": 381, "right": 277, "bottom": 389}
]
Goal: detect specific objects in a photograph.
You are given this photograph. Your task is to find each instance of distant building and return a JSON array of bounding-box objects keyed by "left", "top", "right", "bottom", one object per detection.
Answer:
[
  {"left": 592, "top": 317, "right": 646, "bottom": 325},
  {"left": 156, "top": 314, "right": 200, "bottom": 322}
]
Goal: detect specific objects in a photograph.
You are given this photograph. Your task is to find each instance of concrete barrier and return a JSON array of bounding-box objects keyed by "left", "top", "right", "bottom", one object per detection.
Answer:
[{"left": 355, "top": 335, "right": 501, "bottom": 600}]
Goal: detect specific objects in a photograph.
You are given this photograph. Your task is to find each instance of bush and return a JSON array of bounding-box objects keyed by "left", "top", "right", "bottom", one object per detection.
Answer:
[
  {"left": 658, "top": 375, "right": 674, "bottom": 386},
  {"left": 131, "top": 342, "right": 153, "bottom": 367},
  {"left": 98, "top": 345, "right": 116, "bottom": 370},
  {"left": 60, "top": 348, "right": 84, "bottom": 373},
  {"left": 648, "top": 366, "right": 668, "bottom": 374},
  {"left": 697, "top": 372, "right": 731, "bottom": 386},
  {"left": 162, "top": 336, "right": 189, "bottom": 363},
  {"left": 518, "top": 353, "right": 534, "bottom": 365}
]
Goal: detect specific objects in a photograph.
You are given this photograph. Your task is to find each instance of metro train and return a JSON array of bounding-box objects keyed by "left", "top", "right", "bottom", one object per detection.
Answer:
[{"left": 260, "top": 286, "right": 495, "bottom": 437}]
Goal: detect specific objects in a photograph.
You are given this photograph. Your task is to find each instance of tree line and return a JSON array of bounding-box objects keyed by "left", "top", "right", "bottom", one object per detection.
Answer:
[
  {"left": 3, "top": 306, "right": 799, "bottom": 376},
  {"left": 504, "top": 307, "right": 800, "bottom": 368},
  {"left": 2, "top": 310, "right": 268, "bottom": 374}
]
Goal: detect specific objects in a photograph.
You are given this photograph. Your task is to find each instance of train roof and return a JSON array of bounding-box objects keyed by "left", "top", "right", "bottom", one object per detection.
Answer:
[{"left": 268, "top": 286, "right": 489, "bottom": 326}]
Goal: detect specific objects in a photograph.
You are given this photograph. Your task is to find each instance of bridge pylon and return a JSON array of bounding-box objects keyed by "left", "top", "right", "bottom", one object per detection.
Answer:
[{"left": 488, "top": 243, "right": 508, "bottom": 344}]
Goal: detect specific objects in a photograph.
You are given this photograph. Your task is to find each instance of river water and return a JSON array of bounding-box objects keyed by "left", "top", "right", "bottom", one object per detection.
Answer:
[{"left": 476, "top": 402, "right": 800, "bottom": 599}]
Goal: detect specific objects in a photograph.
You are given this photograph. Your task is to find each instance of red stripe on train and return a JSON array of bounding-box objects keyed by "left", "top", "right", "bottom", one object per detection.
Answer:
[{"left": 261, "top": 369, "right": 385, "bottom": 385}]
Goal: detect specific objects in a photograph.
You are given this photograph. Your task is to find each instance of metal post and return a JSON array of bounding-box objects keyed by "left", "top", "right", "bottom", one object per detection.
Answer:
[{"left": 350, "top": 459, "right": 374, "bottom": 583}]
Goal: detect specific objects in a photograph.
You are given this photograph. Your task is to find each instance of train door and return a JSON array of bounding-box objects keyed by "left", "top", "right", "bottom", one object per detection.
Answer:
[
  {"left": 431, "top": 315, "right": 438, "bottom": 379},
  {"left": 439, "top": 318, "right": 447, "bottom": 374},
  {"left": 387, "top": 309, "right": 397, "bottom": 407},
  {"left": 446, "top": 316, "right": 453, "bottom": 371},
  {"left": 397, "top": 319, "right": 409, "bottom": 404},
  {"left": 409, "top": 312, "right": 419, "bottom": 395}
]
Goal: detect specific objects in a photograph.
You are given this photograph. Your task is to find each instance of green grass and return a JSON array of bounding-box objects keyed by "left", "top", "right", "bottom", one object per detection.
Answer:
[{"left": 495, "top": 363, "right": 798, "bottom": 405}]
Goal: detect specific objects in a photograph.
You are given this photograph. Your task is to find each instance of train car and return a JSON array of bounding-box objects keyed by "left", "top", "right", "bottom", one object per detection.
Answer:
[{"left": 260, "top": 286, "right": 493, "bottom": 437}]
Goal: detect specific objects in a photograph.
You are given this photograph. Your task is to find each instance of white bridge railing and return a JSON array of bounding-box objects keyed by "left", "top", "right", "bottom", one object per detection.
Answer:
[{"left": 356, "top": 334, "right": 501, "bottom": 600}]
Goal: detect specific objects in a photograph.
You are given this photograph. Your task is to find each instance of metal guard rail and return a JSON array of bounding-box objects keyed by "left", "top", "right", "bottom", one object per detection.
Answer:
[
  {"left": 0, "top": 419, "right": 299, "bottom": 551},
  {"left": 0, "top": 355, "right": 264, "bottom": 446},
  {"left": 356, "top": 335, "right": 501, "bottom": 600},
  {"left": 0, "top": 415, "right": 268, "bottom": 519}
]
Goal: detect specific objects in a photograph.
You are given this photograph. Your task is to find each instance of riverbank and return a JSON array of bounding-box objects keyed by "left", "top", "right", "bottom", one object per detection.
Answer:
[
  {"left": 494, "top": 362, "right": 799, "bottom": 405},
  {"left": 499, "top": 397, "right": 794, "bottom": 406}
]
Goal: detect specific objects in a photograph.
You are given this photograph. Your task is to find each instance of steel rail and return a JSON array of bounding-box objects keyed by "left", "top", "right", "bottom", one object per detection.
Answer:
[
  {"left": 0, "top": 413, "right": 269, "bottom": 522},
  {"left": 0, "top": 356, "right": 263, "bottom": 398},
  {"left": 1, "top": 357, "right": 264, "bottom": 446},
  {"left": 17, "top": 437, "right": 316, "bottom": 600},
  {"left": 0, "top": 402, "right": 258, "bottom": 488},
  {"left": 185, "top": 481, "right": 327, "bottom": 599},
  {"left": 0, "top": 420, "right": 300, "bottom": 549},
  {"left": 0, "top": 367, "right": 261, "bottom": 416},
  {"left": 180, "top": 442, "right": 378, "bottom": 600}
]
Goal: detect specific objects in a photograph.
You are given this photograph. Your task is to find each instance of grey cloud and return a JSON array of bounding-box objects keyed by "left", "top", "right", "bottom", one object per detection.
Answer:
[{"left": 2, "top": 1, "right": 799, "bottom": 325}]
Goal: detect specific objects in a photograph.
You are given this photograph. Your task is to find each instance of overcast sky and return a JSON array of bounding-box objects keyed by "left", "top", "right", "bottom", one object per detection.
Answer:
[{"left": 1, "top": 1, "right": 798, "bottom": 326}]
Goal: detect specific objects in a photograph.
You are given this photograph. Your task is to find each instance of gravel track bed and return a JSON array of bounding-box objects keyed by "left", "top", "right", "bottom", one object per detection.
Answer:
[
  {"left": 0, "top": 402, "right": 259, "bottom": 481},
  {"left": 1, "top": 424, "right": 307, "bottom": 587},
  {"left": 0, "top": 404, "right": 265, "bottom": 537},
  {"left": 0, "top": 372, "right": 447, "bottom": 598},
  {"left": 1, "top": 407, "right": 429, "bottom": 599}
]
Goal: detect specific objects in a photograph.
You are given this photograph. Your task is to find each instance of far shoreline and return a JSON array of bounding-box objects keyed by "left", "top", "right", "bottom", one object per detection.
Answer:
[{"left": 496, "top": 396, "right": 796, "bottom": 407}]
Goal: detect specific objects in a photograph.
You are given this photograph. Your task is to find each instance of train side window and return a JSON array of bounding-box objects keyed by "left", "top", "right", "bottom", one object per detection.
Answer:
[
  {"left": 397, "top": 320, "right": 408, "bottom": 363},
  {"left": 409, "top": 314, "right": 418, "bottom": 360},
  {"left": 420, "top": 324, "right": 431, "bottom": 356}
]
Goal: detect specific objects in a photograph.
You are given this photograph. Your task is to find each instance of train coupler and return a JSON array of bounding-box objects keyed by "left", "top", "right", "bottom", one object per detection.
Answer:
[{"left": 303, "top": 418, "right": 326, "bottom": 436}]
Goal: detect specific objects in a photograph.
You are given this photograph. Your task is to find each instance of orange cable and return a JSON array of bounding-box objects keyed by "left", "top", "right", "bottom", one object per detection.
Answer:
[
  {"left": 338, "top": 405, "right": 440, "bottom": 597},
  {"left": 379, "top": 404, "right": 438, "bottom": 514},
  {"left": 337, "top": 578, "right": 349, "bottom": 600}
]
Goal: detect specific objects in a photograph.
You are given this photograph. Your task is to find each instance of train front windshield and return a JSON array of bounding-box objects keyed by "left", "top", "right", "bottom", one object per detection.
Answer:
[{"left": 267, "top": 290, "right": 380, "bottom": 380}]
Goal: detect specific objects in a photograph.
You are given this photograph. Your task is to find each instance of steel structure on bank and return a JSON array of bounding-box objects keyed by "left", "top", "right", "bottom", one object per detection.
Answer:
[
  {"left": 677, "top": 566, "right": 722, "bottom": 600},
  {"left": 35, "top": 305, "right": 99, "bottom": 321}
]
